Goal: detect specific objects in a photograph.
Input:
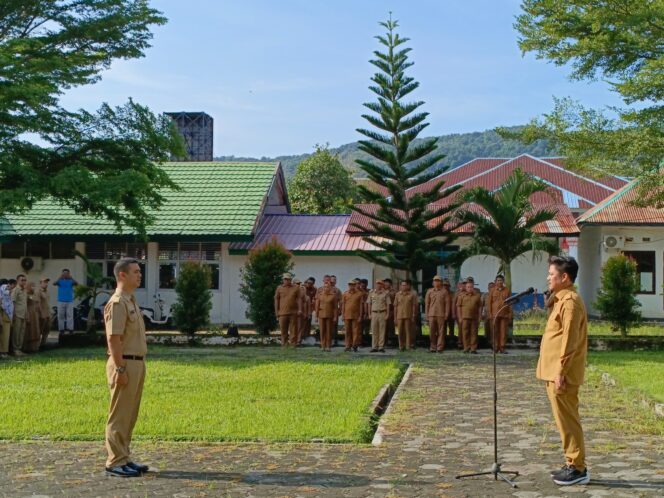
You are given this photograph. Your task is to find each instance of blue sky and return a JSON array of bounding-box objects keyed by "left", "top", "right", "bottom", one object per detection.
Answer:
[{"left": 60, "top": 0, "right": 622, "bottom": 157}]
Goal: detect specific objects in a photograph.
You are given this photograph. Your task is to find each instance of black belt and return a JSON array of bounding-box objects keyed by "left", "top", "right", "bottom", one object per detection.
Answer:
[
  {"left": 122, "top": 355, "right": 144, "bottom": 361},
  {"left": 372, "top": 310, "right": 387, "bottom": 313}
]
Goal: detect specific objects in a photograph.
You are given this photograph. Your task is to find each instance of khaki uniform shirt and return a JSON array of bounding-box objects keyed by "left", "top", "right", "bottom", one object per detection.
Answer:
[
  {"left": 425, "top": 287, "right": 449, "bottom": 318},
  {"left": 536, "top": 287, "right": 588, "bottom": 386},
  {"left": 368, "top": 289, "right": 391, "bottom": 313},
  {"left": 35, "top": 287, "right": 50, "bottom": 319},
  {"left": 488, "top": 286, "right": 512, "bottom": 319},
  {"left": 316, "top": 290, "right": 338, "bottom": 319},
  {"left": 274, "top": 284, "right": 301, "bottom": 316},
  {"left": 458, "top": 289, "right": 482, "bottom": 320},
  {"left": 342, "top": 290, "right": 364, "bottom": 320},
  {"left": 104, "top": 290, "right": 147, "bottom": 356},
  {"left": 11, "top": 286, "right": 27, "bottom": 319},
  {"left": 395, "top": 290, "right": 417, "bottom": 319},
  {"left": 305, "top": 286, "right": 317, "bottom": 315}
]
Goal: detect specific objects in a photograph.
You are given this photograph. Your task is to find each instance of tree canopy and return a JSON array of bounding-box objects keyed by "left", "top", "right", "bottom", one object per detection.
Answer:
[
  {"left": 288, "top": 144, "right": 357, "bottom": 214},
  {"left": 353, "top": 18, "right": 461, "bottom": 286},
  {"left": 0, "top": 0, "right": 184, "bottom": 236},
  {"left": 503, "top": 0, "right": 664, "bottom": 207}
]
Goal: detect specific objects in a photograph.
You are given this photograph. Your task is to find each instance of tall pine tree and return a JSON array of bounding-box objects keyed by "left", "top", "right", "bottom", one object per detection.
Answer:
[{"left": 353, "top": 17, "right": 461, "bottom": 288}]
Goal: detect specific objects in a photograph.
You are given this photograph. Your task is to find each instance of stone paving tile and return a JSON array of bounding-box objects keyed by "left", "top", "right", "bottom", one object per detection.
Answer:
[{"left": 1, "top": 349, "right": 662, "bottom": 497}]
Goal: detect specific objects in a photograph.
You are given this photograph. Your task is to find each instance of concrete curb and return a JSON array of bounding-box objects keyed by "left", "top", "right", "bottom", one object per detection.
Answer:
[{"left": 372, "top": 362, "right": 414, "bottom": 447}]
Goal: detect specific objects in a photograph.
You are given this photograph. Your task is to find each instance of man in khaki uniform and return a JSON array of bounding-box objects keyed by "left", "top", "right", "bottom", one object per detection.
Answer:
[
  {"left": 383, "top": 278, "right": 397, "bottom": 345},
  {"left": 453, "top": 280, "right": 465, "bottom": 349},
  {"left": 425, "top": 276, "right": 449, "bottom": 352},
  {"left": 537, "top": 256, "right": 589, "bottom": 486},
  {"left": 367, "top": 279, "right": 390, "bottom": 352},
  {"left": 458, "top": 276, "right": 481, "bottom": 353},
  {"left": 292, "top": 278, "right": 307, "bottom": 344},
  {"left": 330, "top": 275, "right": 343, "bottom": 346},
  {"left": 488, "top": 275, "right": 512, "bottom": 353},
  {"left": 36, "top": 277, "right": 51, "bottom": 347},
  {"left": 10, "top": 274, "right": 28, "bottom": 356},
  {"left": 395, "top": 280, "right": 418, "bottom": 351},
  {"left": 442, "top": 279, "right": 454, "bottom": 342},
  {"left": 104, "top": 258, "right": 149, "bottom": 478},
  {"left": 341, "top": 279, "right": 364, "bottom": 351},
  {"left": 274, "top": 273, "right": 302, "bottom": 346},
  {"left": 302, "top": 277, "right": 317, "bottom": 340}
]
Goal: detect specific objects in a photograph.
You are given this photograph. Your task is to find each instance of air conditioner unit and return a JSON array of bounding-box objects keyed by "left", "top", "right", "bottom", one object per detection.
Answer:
[
  {"left": 20, "top": 256, "right": 43, "bottom": 272},
  {"left": 602, "top": 235, "right": 624, "bottom": 250}
]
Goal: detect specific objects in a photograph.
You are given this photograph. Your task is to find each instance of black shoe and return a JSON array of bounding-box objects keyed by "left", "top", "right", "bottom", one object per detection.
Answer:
[
  {"left": 429, "top": 349, "right": 436, "bottom": 353},
  {"left": 553, "top": 465, "right": 589, "bottom": 486},
  {"left": 550, "top": 464, "right": 568, "bottom": 477},
  {"left": 344, "top": 347, "right": 351, "bottom": 352},
  {"left": 369, "top": 348, "right": 378, "bottom": 353},
  {"left": 126, "top": 461, "right": 149, "bottom": 473},
  {"left": 105, "top": 465, "right": 140, "bottom": 477},
  {"left": 379, "top": 349, "right": 385, "bottom": 353},
  {"left": 353, "top": 347, "right": 358, "bottom": 352},
  {"left": 470, "top": 350, "right": 478, "bottom": 354}
]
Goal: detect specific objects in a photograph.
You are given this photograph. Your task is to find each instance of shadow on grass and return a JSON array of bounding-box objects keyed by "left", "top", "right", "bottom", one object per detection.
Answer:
[{"left": 155, "top": 470, "right": 424, "bottom": 488}]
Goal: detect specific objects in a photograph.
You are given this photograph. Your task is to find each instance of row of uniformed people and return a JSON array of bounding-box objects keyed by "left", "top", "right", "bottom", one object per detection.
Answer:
[
  {"left": 273, "top": 272, "right": 514, "bottom": 352},
  {"left": 0, "top": 275, "right": 52, "bottom": 358}
]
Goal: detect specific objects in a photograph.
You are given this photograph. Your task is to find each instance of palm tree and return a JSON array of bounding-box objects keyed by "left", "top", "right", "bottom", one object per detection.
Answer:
[{"left": 452, "top": 168, "right": 560, "bottom": 290}]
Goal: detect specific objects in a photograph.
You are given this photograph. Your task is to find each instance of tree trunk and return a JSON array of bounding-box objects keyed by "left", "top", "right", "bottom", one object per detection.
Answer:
[{"left": 503, "top": 260, "right": 513, "bottom": 292}]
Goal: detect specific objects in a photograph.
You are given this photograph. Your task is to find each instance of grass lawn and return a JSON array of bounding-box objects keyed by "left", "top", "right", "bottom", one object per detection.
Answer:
[
  {"left": 587, "top": 351, "right": 664, "bottom": 403},
  {"left": 513, "top": 318, "right": 664, "bottom": 336},
  {"left": 0, "top": 347, "right": 404, "bottom": 443}
]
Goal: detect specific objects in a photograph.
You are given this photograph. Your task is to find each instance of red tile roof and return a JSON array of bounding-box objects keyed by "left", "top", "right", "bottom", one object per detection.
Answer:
[
  {"left": 577, "top": 179, "right": 664, "bottom": 225},
  {"left": 229, "top": 214, "right": 383, "bottom": 252}
]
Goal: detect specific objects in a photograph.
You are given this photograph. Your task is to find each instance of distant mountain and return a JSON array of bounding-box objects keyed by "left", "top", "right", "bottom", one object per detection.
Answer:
[{"left": 214, "top": 126, "right": 556, "bottom": 179}]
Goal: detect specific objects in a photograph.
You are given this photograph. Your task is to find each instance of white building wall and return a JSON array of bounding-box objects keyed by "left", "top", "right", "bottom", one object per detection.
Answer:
[{"left": 580, "top": 226, "right": 664, "bottom": 319}]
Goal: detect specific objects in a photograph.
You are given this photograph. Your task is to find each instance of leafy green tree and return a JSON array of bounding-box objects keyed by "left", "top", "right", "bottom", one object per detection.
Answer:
[
  {"left": 172, "top": 262, "right": 213, "bottom": 341},
  {"left": 353, "top": 18, "right": 461, "bottom": 288},
  {"left": 452, "top": 169, "right": 560, "bottom": 290},
  {"left": 0, "top": 0, "right": 185, "bottom": 236},
  {"left": 289, "top": 145, "right": 357, "bottom": 214},
  {"left": 502, "top": 0, "right": 664, "bottom": 207},
  {"left": 73, "top": 250, "right": 114, "bottom": 333},
  {"left": 594, "top": 254, "right": 641, "bottom": 337},
  {"left": 239, "top": 237, "right": 293, "bottom": 335}
]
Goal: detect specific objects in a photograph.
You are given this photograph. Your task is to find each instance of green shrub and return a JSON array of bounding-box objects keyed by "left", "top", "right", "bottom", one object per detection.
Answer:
[
  {"left": 239, "top": 237, "right": 293, "bottom": 335},
  {"left": 172, "top": 262, "right": 212, "bottom": 339},
  {"left": 594, "top": 254, "right": 641, "bottom": 337}
]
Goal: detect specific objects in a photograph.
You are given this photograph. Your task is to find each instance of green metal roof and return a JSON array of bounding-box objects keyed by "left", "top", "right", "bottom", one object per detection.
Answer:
[{"left": 0, "top": 162, "right": 279, "bottom": 241}]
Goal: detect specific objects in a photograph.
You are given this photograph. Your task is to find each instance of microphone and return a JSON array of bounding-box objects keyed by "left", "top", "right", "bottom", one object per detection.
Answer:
[{"left": 504, "top": 287, "right": 535, "bottom": 305}]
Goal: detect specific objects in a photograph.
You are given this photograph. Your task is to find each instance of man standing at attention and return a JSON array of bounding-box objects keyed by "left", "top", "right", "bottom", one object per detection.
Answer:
[
  {"left": 453, "top": 280, "right": 466, "bottom": 350},
  {"left": 274, "top": 273, "right": 302, "bottom": 347},
  {"left": 367, "top": 279, "right": 390, "bottom": 353},
  {"left": 36, "top": 277, "right": 51, "bottom": 348},
  {"left": 341, "top": 279, "right": 364, "bottom": 352},
  {"left": 488, "top": 275, "right": 512, "bottom": 353},
  {"left": 395, "top": 280, "right": 418, "bottom": 351},
  {"left": 425, "top": 276, "right": 449, "bottom": 353},
  {"left": 54, "top": 268, "right": 78, "bottom": 334},
  {"left": 104, "top": 258, "right": 149, "bottom": 478},
  {"left": 458, "top": 277, "right": 481, "bottom": 354},
  {"left": 10, "top": 274, "right": 27, "bottom": 356},
  {"left": 537, "top": 256, "right": 589, "bottom": 486}
]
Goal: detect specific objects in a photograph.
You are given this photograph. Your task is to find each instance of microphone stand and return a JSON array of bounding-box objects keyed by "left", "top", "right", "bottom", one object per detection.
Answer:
[{"left": 455, "top": 300, "right": 520, "bottom": 488}]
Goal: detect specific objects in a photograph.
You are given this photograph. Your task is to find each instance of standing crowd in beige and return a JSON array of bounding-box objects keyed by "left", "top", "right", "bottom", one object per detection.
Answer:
[{"left": 274, "top": 272, "right": 516, "bottom": 353}]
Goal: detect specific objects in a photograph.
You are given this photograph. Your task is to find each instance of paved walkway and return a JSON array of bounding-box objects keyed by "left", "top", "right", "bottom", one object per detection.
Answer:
[{"left": 1, "top": 349, "right": 662, "bottom": 497}]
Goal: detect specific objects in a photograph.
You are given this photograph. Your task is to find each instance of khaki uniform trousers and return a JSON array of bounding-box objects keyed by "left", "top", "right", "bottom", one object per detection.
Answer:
[
  {"left": 0, "top": 310, "right": 11, "bottom": 354},
  {"left": 11, "top": 316, "right": 25, "bottom": 353},
  {"left": 461, "top": 318, "right": 478, "bottom": 352},
  {"left": 278, "top": 314, "right": 298, "bottom": 346},
  {"left": 39, "top": 317, "right": 51, "bottom": 347},
  {"left": 493, "top": 317, "right": 509, "bottom": 352},
  {"left": 344, "top": 318, "right": 361, "bottom": 348},
  {"left": 319, "top": 317, "right": 334, "bottom": 349},
  {"left": 397, "top": 318, "right": 414, "bottom": 350},
  {"left": 105, "top": 358, "right": 146, "bottom": 467},
  {"left": 298, "top": 316, "right": 312, "bottom": 342},
  {"left": 546, "top": 381, "right": 586, "bottom": 470},
  {"left": 370, "top": 311, "right": 387, "bottom": 349},
  {"left": 428, "top": 316, "right": 445, "bottom": 351}
]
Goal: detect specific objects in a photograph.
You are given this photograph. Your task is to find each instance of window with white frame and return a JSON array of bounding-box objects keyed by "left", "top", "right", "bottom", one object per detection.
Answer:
[
  {"left": 158, "top": 242, "right": 221, "bottom": 290},
  {"left": 85, "top": 242, "right": 147, "bottom": 289}
]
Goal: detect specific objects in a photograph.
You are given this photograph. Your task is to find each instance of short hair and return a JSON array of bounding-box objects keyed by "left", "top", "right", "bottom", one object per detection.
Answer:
[
  {"left": 330, "top": 275, "right": 337, "bottom": 279},
  {"left": 495, "top": 275, "right": 504, "bottom": 281},
  {"left": 62, "top": 268, "right": 70, "bottom": 273},
  {"left": 383, "top": 278, "right": 392, "bottom": 284},
  {"left": 360, "top": 278, "right": 368, "bottom": 285},
  {"left": 8, "top": 279, "right": 16, "bottom": 285},
  {"left": 403, "top": 279, "right": 412, "bottom": 285},
  {"left": 113, "top": 258, "right": 139, "bottom": 280},
  {"left": 323, "top": 274, "right": 330, "bottom": 279},
  {"left": 548, "top": 255, "right": 579, "bottom": 283},
  {"left": 307, "top": 277, "right": 315, "bottom": 283},
  {"left": 16, "top": 274, "right": 26, "bottom": 280}
]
